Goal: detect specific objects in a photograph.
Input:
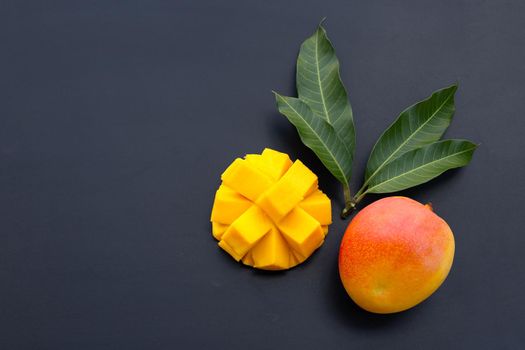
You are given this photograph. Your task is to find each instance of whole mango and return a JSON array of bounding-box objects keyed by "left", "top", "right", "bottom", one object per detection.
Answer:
[{"left": 338, "top": 197, "right": 455, "bottom": 313}]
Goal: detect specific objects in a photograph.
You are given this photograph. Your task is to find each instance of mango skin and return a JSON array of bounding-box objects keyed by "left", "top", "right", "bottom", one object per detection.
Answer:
[{"left": 338, "top": 197, "right": 455, "bottom": 314}]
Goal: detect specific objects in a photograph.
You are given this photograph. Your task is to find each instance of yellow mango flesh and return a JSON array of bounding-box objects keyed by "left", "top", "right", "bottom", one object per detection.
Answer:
[
  {"left": 251, "top": 227, "right": 290, "bottom": 270},
  {"left": 220, "top": 205, "right": 272, "bottom": 260},
  {"left": 277, "top": 207, "right": 324, "bottom": 258},
  {"left": 210, "top": 185, "right": 252, "bottom": 224},
  {"left": 255, "top": 160, "right": 318, "bottom": 222},
  {"left": 246, "top": 148, "right": 292, "bottom": 180},
  {"left": 212, "top": 222, "right": 228, "bottom": 240},
  {"left": 221, "top": 158, "right": 274, "bottom": 201},
  {"left": 210, "top": 149, "right": 332, "bottom": 270},
  {"left": 299, "top": 190, "right": 332, "bottom": 226}
]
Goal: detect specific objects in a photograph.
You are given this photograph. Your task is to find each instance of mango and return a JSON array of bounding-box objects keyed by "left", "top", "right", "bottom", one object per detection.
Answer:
[
  {"left": 210, "top": 185, "right": 251, "bottom": 224},
  {"left": 277, "top": 207, "right": 324, "bottom": 258},
  {"left": 221, "top": 158, "right": 273, "bottom": 201},
  {"left": 211, "top": 148, "right": 332, "bottom": 270},
  {"left": 338, "top": 197, "right": 455, "bottom": 313},
  {"left": 251, "top": 227, "right": 290, "bottom": 270},
  {"left": 246, "top": 148, "right": 292, "bottom": 180},
  {"left": 299, "top": 190, "right": 332, "bottom": 226},
  {"left": 211, "top": 222, "right": 229, "bottom": 240},
  {"left": 256, "top": 160, "right": 318, "bottom": 222},
  {"left": 220, "top": 205, "right": 272, "bottom": 260}
]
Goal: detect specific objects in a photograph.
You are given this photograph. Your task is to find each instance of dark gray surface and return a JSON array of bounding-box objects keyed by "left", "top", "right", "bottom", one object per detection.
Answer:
[{"left": 1, "top": 1, "right": 524, "bottom": 349}]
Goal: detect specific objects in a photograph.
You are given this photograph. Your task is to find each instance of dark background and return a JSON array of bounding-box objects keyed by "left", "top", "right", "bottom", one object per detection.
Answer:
[{"left": 1, "top": 1, "right": 524, "bottom": 349}]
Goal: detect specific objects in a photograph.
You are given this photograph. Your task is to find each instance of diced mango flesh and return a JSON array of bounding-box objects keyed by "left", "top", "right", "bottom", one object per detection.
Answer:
[
  {"left": 299, "top": 190, "right": 332, "bottom": 225},
  {"left": 220, "top": 205, "right": 272, "bottom": 260},
  {"left": 211, "top": 149, "right": 332, "bottom": 270},
  {"left": 242, "top": 251, "right": 254, "bottom": 266},
  {"left": 251, "top": 227, "right": 290, "bottom": 270},
  {"left": 246, "top": 149, "right": 292, "bottom": 180},
  {"left": 256, "top": 160, "right": 318, "bottom": 222},
  {"left": 278, "top": 207, "right": 324, "bottom": 258},
  {"left": 212, "top": 222, "right": 229, "bottom": 240},
  {"left": 218, "top": 240, "right": 244, "bottom": 261},
  {"left": 291, "top": 250, "right": 307, "bottom": 265},
  {"left": 221, "top": 158, "right": 274, "bottom": 201},
  {"left": 261, "top": 148, "right": 293, "bottom": 179},
  {"left": 210, "top": 185, "right": 252, "bottom": 224}
]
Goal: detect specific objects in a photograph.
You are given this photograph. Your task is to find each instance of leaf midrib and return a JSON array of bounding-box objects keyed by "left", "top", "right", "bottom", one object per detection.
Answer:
[
  {"left": 367, "top": 145, "right": 474, "bottom": 193},
  {"left": 279, "top": 96, "right": 349, "bottom": 188},
  {"left": 365, "top": 90, "right": 455, "bottom": 187},
  {"left": 315, "top": 29, "right": 330, "bottom": 123},
  {"left": 310, "top": 28, "right": 353, "bottom": 166}
]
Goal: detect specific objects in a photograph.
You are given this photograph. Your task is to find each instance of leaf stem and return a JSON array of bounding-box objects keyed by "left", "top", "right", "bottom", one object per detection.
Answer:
[
  {"left": 341, "top": 187, "right": 370, "bottom": 219},
  {"left": 341, "top": 184, "right": 357, "bottom": 219},
  {"left": 354, "top": 185, "right": 366, "bottom": 199},
  {"left": 343, "top": 184, "right": 352, "bottom": 204},
  {"left": 354, "top": 173, "right": 374, "bottom": 199},
  {"left": 353, "top": 191, "right": 368, "bottom": 205}
]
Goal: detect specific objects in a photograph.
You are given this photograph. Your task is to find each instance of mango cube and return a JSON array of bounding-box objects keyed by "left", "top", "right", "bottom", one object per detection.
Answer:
[
  {"left": 260, "top": 148, "right": 293, "bottom": 179},
  {"left": 212, "top": 222, "right": 229, "bottom": 240},
  {"left": 256, "top": 160, "right": 318, "bottom": 222},
  {"left": 221, "top": 158, "right": 274, "bottom": 201},
  {"left": 283, "top": 159, "right": 318, "bottom": 196},
  {"left": 210, "top": 185, "right": 252, "bottom": 224},
  {"left": 242, "top": 251, "right": 255, "bottom": 266},
  {"left": 210, "top": 149, "right": 331, "bottom": 270},
  {"left": 255, "top": 181, "right": 304, "bottom": 223},
  {"left": 251, "top": 227, "right": 290, "bottom": 270},
  {"left": 299, "top": 190, "right": 332, "bottom": 225},
  {"left": 220, "top": 205, "right": 272, "bottom": 260},
  {"left": 218, "top": 240, "right": 244, "bottom": 261},
  {"left": 246, "top": 149, "right": 292, "bottom": 181},
  {"left": 290, "top": 250, "right": 307, "bottom": 265},
  {"left": 278, "top": 207, "right": 324, "bottom": 258}
]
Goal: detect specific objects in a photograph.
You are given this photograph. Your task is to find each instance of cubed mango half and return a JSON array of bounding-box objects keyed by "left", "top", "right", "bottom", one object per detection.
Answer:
[{"left": 210, "top": 149, "right": 332, "bottom": 270}]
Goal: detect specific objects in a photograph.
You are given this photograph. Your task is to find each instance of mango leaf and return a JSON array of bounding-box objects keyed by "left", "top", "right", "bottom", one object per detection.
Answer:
[
  {"left": 274, "top": 93, "right": 353, "bottom": 189},
  {"left": 296, "top": 24, "right": 355, "bottom": 165},
  {"left": 363, "top": 84, "right": 458, "bottom": 189},
  {"left": 365, "top": 139, "right": 477, "bottom": 194}
]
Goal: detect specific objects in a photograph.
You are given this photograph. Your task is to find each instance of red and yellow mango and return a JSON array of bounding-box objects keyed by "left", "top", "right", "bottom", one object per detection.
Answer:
[{"left": 339, "top": 197, "right": 455, "bottom": 313}]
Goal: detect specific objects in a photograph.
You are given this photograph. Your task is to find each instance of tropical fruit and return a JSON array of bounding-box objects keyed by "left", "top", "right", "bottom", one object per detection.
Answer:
[
  {"left": 211, "top": 148, "right": 331, "bottom": 270},
  {"left": 339, "top": 197, "right": 455, "bottom": 313}
]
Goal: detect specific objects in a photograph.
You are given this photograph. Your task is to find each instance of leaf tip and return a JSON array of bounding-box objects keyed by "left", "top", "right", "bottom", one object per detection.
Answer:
[
  {"left": 316, "top": 18, "right": 328, "bottom": 35},
  {"left": 271, "top": 90, "right": 283, "bottom": 100},
  {"left": 449, "top": 82, "right": 459, "bottom": 93}
]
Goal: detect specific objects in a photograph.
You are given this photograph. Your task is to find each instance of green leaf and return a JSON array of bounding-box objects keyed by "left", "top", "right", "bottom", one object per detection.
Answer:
[
  {"left": 366, "top": 139, "right": 477, "bottom": 194},
  {"left": 296, "top": 24, "right": 355, "bottom": 164},
  {"left": 364, "top": 84, "right": 458, "bottom": 188},
  {"left": 273, "top": 93, "right": 353, "bottom": 189}
]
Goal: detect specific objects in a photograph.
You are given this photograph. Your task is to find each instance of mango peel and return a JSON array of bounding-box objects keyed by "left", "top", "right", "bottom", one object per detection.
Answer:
[{"left": 211, "top": 148, "right": 332, "bottom": 270}]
